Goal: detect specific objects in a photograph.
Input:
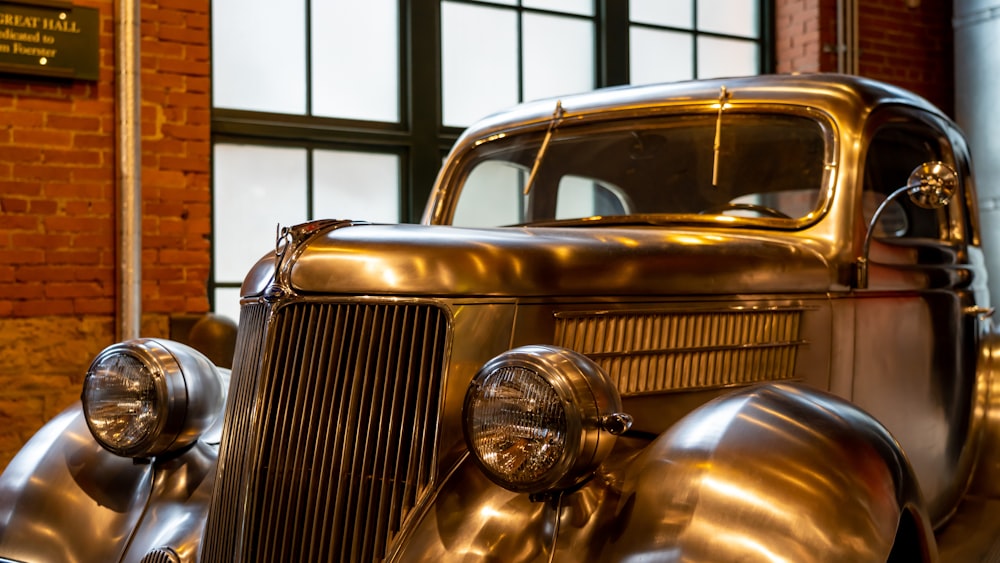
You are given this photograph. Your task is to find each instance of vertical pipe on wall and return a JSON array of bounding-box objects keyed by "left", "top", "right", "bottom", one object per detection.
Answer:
[
  {"left": 836, "top": 0, "right": 859, "bottom": 74},
  {"left": 116, "top": 0, "right": 141, "bottom": 340},
  {"left": 954, "top": 0, "right": 1000, "bottom": 303}
]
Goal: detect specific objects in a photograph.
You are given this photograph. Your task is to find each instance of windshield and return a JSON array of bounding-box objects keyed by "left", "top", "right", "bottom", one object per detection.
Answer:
[{"left": 451, "top": 111, "right": 832, "bottom": 228}]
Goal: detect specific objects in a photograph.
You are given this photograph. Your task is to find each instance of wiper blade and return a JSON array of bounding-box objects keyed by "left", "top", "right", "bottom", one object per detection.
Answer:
[
  {"left": 523, "top": 100, "right": 564, "bottom": 196},
  {"left": 712, "top": 85, "right": 731, "bottom": 188}
]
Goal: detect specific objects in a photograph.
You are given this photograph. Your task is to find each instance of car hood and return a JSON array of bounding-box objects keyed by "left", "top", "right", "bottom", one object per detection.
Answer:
[{"left": 242, "top": 222, "right": 837, "bottom": 298}]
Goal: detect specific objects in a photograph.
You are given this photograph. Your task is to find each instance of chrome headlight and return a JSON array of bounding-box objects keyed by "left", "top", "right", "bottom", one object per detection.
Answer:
[
  {"left": 82, "top": 338, "right": 225, "bottom": 458},
  {"left": 463, "top": 345, "right": 632, "bottom": 495}
]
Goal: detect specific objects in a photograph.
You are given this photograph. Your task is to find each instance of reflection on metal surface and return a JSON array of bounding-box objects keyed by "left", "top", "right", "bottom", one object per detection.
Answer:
[
  {"left": 0, "top": 407, "right": 152, "bottom": 563},
  {"left": 203, "top": 301, "right": 448, "bottom": 562},
  {"left": 608, "top": 383, "right": 933, "bottom": 561},
  {"left": 555, "top": 308, "right": 804, "bottom": 395},
  {"left": 5, "top": 74, "right": 1000, "bottom": 562}
]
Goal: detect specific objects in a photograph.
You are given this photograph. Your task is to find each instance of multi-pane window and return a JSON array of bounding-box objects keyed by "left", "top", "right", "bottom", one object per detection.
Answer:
[
  {"left": 629, "top": 0, "right": 762, "bottom": 84},
  {"left": 210, "top": 0, "right": 770, "bottom": 322}
]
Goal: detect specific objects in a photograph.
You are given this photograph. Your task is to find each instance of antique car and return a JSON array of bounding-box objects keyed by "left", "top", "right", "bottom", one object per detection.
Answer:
[{"left": 2, "top": 73, "right": 999, "bottom": 562}]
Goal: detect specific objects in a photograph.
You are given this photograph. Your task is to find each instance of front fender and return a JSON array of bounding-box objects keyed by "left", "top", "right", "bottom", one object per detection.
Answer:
[
  {"left": 604, "top": 382, "right": 936, "bottom": 561},
  {"left": 0, "top": 403, "right": 152, "bottom": 563},
  {"left": 395, "top": 383, "right": 934, "bottom": 562}
]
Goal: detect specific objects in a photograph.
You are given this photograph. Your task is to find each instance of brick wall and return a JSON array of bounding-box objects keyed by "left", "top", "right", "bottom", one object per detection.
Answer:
[
  {"left": 857, "top": 0, "right": 953, "bottom": 115},
  {"left": 0, "top": 0, "right": 210, "bottom": 469},
  {"left": 776, "top": 0, "right": 954, "bottom": 114}
]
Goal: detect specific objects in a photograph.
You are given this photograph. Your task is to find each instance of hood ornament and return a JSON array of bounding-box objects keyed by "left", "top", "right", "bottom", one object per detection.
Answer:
[{"left": 264, "top": 219, "right": 363, "bottom": 302}]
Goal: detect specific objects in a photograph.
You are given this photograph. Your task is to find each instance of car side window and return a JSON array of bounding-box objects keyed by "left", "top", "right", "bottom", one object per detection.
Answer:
[{"left": 863, "top": 123, "right": 951, "bottom": 241}]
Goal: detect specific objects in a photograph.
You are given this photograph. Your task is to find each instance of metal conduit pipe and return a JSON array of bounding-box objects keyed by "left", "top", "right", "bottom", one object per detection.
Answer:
[
  {"left": 116, "top": 0, "right": 141, "bottom": 340},
  {"left": 955, "top": 0, "right": 1000, "bottom": 304},
  {"left": 836, "top": 0, "right": 860, "bottom": 75}
]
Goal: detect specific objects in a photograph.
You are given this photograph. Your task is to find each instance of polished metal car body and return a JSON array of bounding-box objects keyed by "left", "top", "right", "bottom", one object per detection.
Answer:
[{"left": 2, "top": 73, "right": 1000, "bottom": 562}]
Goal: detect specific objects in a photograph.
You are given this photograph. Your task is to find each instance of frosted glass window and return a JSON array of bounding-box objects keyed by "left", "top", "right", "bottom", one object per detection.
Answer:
[
  {"left": 697, "top": 36, "right": 759, "bottom": 79},
  {"left": 312, "top": 0, "right": 399, "bottom": 122},
  {"left": 453, "top": 161, "right": 525, "bottom": 227},
  {"left": 213, "top": 144, "right": 308, "bottom": 282},
  {"left": 213, "top": 287, "right": 242, "bottom": 328},
  {"left": 212, "top": 0, "right": 305, "bottom": 114},
  {"left": 523, "top": 14, "right": 595, "bottom": 102},
  {"left": 630, "top": 28, "right": 693, "bottom": 85},
  {"left": 630, "top": 0, "right": 692, "bottom": 29},
  {"left": 313, "top": 150, "right": 401, "bottom": 222},
  {"left": 523, "top": 0, "right": 594, "bottom": 16},
  {"left": 556, "top": 176, "right": 598, "bottom": 219},
  {"left": 441, "top": 2, "right": 519, "bottom": 127},
  {"left": 697, "top": 0, "right": 758, "bottom": 38}
]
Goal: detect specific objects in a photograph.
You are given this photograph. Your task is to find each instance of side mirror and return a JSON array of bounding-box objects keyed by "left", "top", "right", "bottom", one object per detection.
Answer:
[{"left": 856, "top": 161, "right": 959, "bottom": 289}]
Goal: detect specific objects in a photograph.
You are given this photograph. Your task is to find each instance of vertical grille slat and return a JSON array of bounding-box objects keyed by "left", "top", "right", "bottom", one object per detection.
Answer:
[
  {"left": 203, "top": 301, "right": 448, "bottom": 562},
  {"left": 555, "top": 308, "right": 805, "bottom": 396}
]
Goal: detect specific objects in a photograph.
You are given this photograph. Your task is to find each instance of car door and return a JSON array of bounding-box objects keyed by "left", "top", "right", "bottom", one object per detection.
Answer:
[{"left": 850, "top": 108, "right": 985, "bottom": 525}]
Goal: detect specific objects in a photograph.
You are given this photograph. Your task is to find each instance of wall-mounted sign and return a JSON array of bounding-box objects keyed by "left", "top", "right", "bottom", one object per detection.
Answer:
[{"left": 0, "top": 1, "right": 99, "bottom": 81}]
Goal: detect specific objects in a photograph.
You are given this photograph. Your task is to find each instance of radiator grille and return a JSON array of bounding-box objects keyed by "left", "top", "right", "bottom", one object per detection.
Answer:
[
  {"left": 202, "top": 301, "right": 448, "bottom": 562},
  {"left": 555, "top": 308, "right": 804, "bottom": 395}
]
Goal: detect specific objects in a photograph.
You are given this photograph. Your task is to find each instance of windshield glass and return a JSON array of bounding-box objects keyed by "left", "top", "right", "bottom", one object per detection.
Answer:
[{"left": 451, "top": 111, "right": 831, "bottom": 228}]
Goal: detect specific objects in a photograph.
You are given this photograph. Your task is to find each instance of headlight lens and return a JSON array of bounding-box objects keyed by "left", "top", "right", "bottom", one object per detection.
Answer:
[
  {"left": 466, "top": 365, "right": 567, "bottom": 486},
  {"left": 83, "top": 352, "right": 165, "bottom": 454},
  {"left": 82, "top": 339, "right": 224, "bottom": 458},
  {"left": 463, "top": 345, "right": 631, "bottom": 495}
]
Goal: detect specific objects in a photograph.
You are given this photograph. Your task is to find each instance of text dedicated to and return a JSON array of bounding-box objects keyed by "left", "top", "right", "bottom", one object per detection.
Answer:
[{"left": 0, "top": 10, "right": 81, "bottom": 67}]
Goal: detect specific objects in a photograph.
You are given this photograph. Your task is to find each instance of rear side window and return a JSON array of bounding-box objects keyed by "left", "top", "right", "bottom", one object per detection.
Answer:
[{"left": 863, "top": 123, "right": 953, "bottom": 241}]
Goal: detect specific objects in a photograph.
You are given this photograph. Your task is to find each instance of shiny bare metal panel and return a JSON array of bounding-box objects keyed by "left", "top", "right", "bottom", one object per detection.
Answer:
[{"left": 2, "top": 74, "right": 998, "bottom": 562}]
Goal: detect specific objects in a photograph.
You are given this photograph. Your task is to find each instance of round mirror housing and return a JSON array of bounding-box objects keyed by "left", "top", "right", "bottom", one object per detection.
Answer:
[{"left": 906, "top": 161, "right": 958, "bottom": 209}]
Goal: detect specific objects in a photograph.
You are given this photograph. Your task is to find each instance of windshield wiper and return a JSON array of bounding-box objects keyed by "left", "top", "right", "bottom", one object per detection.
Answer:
[
  {"left": 712, "top": 85, "right": 731, "bottom": 188},
  {"left": 523, "top": 100, "right": 564, "bottom": 196}
]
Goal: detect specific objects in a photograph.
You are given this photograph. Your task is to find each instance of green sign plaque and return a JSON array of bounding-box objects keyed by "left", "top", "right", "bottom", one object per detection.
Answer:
[{"left": 0, "top": 1, "right": 99, "bottom": 81}]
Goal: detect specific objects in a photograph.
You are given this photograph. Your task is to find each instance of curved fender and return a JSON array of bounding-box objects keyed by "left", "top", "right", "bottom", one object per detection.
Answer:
[
  {"left": 119, "top": 440, "right": 218, "bottom": 563},
  {"left": 395, "top": 382, "right": 934, "bottom": 562},
  {"left": 390, "top": 453, "right": 551, "bottom": 562},
  {"left": 603, "top": 382, "right": 936, "bottom": 562},
  {"left": 0, "top": 403, "right": 153, "bottom": 563}
]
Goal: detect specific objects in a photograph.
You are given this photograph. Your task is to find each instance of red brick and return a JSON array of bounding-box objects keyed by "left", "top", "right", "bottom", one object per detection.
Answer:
[
  {"left": 28, "top": 200, "right": 57, "bottom": 215},
  {"left": 42, "top": 149, "right": 103, "bottom": 166},
  {"left": 0, "top": 198, "right": 28, "bottom": 213},
  {"left": 0, "top": 146, "right": 43, "bottom": 164},
  {"left": 0, "top": 282, "right": 44, "bottom": 300},
  {"left": 0, "top": 249, "right": 45, "bottom": 264},
  {"left": 74, "top": 297, "right": 115, "bottom": 315},
  {"left": 47, "top": 114, "right": 102, "bottom": 132},
  {"left": 12, "top": 299, "right": 74, "bottom": 316},
  {"left": 0, "top": 216, "right": 38, "bottom": 230}
]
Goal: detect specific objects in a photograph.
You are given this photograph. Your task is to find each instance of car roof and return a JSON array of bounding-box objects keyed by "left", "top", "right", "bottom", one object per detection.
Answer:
[{"left": 453, "top": 73, "right": 947, "bottom": 148}]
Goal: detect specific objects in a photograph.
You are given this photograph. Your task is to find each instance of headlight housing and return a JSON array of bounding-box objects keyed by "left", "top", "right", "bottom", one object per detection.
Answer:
[
  {"left": 82, "top": 338, "right": 225, "bottom": 458},
  {"left": 463, "top": 345, "right": 632, "bottom": 495}
]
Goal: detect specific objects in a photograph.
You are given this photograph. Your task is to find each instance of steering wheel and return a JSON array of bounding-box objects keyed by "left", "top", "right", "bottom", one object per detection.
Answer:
[{"left": 702, "top": 202, "right": 791, "bottom": 219}]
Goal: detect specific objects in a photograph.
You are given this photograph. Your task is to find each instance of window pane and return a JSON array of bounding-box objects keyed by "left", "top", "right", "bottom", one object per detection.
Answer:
[
  {"left": 212, "top": 0, "right": 305, "bottom": 113},
  {"left": 630, "top": 27, "right": 693, "bottom": 84},
  {"left": 523, "top": 14, "right": 595, "bottom": 102},
  {"left": 697, "top": 0, "right": 758, "bottom": 38},
  {"left": 523, "top": 0, "right": 594, "bottom": 17},
  {"left": 213, "top": 287, "right": 242, "bottom": 328},
  {"left": 312, "top": 0, "right": 399, "bottom": 122},
  {"left": 630, "top": 0, "right": 692, "bottom": 29},
  {"left": 213, "top": 144, "right": 308, "bottom": 282},
  {"left": 441, "top": 2, "right": 519, "bottom": 127},
  {"left": 313, "top": 150, "right": 401, "bottom": 222},
  {"left": 697, "top": 36, "right": 758, "bottom": 79},
  {"left": 453, "top": 161, "right": 526, "bottom": 227}
]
